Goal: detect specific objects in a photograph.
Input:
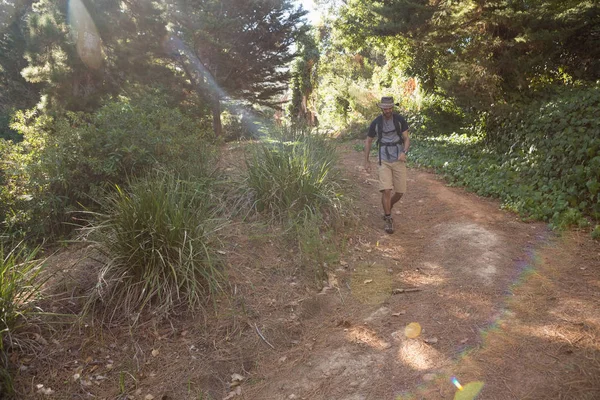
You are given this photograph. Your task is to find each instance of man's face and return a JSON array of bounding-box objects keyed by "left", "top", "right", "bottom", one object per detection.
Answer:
[{"left": 381, "top": 106, "right": 393, "bottom": 118}]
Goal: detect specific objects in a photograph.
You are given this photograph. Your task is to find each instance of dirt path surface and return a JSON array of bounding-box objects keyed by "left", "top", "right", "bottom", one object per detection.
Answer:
[
  {"left": 16, "top": 140, "right": 600, "bottom": 400},
  {"left": 242, "top": 142, "right": 600, "bottom": 400}
]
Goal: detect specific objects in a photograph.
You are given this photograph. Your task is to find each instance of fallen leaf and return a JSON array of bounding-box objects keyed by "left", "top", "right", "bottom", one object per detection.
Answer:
[
  {"left": 151, "top": 349, "right": 159, "bottom": 357},
  {"left": 145, "top": 395, "right": 155, "bottom": 400},
  {"left": 217, "top": 250, "right": 227, "bottom": 255},
  {"left": 392, "top": 311, "right": 406, "bottom": 317},
  {"left": 363, "top": 279, "right": 373, "bottom": 284},
  {"left": 424, "top": 337, "right": 439, "bottom": 344}
]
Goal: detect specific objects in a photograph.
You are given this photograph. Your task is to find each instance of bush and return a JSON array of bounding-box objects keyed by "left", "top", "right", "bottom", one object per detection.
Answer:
[
  {"left": 485, "top": 84, "right": 600, "bottom": 221},
  {"left": 81, "top": 172, "right": 224, "bottom": 323},
  {"left": 409, "top": 84, "right": 600, "bottom": 235},
  {"left": 245, "top": 127, "right": 344, "bottom": 222},
  {"left": 406, "top": 93, "right": 466, "bottom": 137},
  {"left": 0, "top": 244, "right": 45, "bottom": 396},
  {"left": 1, "top": 93, "right": 216, "bottom": 242}
]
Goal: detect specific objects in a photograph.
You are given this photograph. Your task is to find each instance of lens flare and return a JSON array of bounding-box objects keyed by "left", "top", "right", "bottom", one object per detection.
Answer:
[
  {"left": 451, "top": 376, "right": 463, "bottom": 390},
  {"left": 404, "top": 322, "right": 422, "bottom": 338},
  {"left": 68, "top": 0, "right": 103, "bottom": 69},
  {"left": 453, "top": 381, "right": 484, "bottom": 400}
]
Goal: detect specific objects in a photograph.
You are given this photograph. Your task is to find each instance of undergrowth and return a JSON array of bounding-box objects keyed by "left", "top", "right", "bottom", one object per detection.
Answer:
[
  {"left": 245, "top": 126, "right": 345, "bottom": 223},
  {"left": 80, "top": 171, "right": 225, "bottom": 324},
  {"left": 244, "top": 125, "right": 354, "bottom": 286},
  {"left": 405, "top": 84, "right": 600, "bottom": 236},
  {"left": 0, "top": 244, "right": 46, "bottom": 397}
]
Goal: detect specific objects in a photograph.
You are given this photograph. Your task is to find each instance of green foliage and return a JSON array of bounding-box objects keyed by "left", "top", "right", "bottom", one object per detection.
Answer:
[
  {"left": 332, "top": 0, "right": 600, "bottom": 110},
  {"left": 222, "top": 111, "right": 253, "bottom": 142},
  {"left": 295, "top": 213, "right": 342, "bottom": 286},
  {"left": 288, "top": 31, "right": 319, "bottom": 125},
  {"left": 592, "top": 225, "right": 600, "bottom": 240},
  {"left": 244, "top": 127, "right": 344, "bottom": 222},
  {"left": 81, "top": 171, "right": 224, "bottom": 323},
  {"left": 0, "top": 93, "right": 215, "bottom": 242},
  {"left": 406, "top": 93, "right": 466, "bottom": 137},
  {"left": 0, "top": 244, "right": 45, "bottom": 396},
  {"left": 409, "top": 84, "right": 600, "bottom": 235}
]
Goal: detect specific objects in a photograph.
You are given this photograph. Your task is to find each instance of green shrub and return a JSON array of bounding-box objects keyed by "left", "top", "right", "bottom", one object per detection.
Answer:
[
  {"left": 406, "top": 93, "right": 466, "bottom": 137},
  {"left": 410, "top": 83, "right": 600, "bottom": 235},
  {"left": 81, "top": 172, "right": 224, "bottom": 323},
  {"left": 592, "top": 225, "right": 600, "bottom": 240},
  {"left": 1, "top": 94, "right": 216, "bottom": 242},
  {"left": 0, "top": 244, "right": 45, "bottom": 396},
  {"left": 295, "top": 213, "right": 342, "bottom": 287},
  {"left": 245, "top": 128, "right": 344, "bottom": 222}
]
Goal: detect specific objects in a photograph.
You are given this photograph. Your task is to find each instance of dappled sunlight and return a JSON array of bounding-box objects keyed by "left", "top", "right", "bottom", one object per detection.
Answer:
[
  {"left": 517, "top": 323, "right": 600, "bottom": 350},
  {"left": 396, "top": 339, "right": 442, "bottom": 371},
  {"left": 376, "top": 244, "right": 406, "bottom": 259},
  {"left": 350, "top": 263, "right": 392, "bottom": 305},
  {"left": 346, "top": 326, "right": 391, "bottom": 350},
  {"left": 399, "top": 263, "right": 447, "bottom": 287},
  {"left": 550, "top": 297, "right": 600, "bottom": 328}
]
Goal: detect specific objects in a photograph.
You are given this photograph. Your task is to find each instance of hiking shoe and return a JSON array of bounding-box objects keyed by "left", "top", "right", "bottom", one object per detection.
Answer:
[{"left": 384, "top": 216, "right": 394, "bottom": 234}]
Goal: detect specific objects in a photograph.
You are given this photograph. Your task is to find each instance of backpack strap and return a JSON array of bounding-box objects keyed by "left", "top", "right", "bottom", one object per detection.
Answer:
[
  {"left": 374, "top": 115, "right": 384, "bottom": 165},
  {"left": 393, "top": 114, "right": 404, "bottom": 146}
]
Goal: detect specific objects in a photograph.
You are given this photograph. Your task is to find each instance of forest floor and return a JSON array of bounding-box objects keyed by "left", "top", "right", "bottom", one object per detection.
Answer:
[{"left": 14, "top": 140, "right": 600, "bottom": 400}]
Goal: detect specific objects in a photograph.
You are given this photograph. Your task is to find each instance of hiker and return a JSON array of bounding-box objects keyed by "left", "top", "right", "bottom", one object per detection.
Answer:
[{"left": 364, "top": 96, "right": 410, "bottom": 234}]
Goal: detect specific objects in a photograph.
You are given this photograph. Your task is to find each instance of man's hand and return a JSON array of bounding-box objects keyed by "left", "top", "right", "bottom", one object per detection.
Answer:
[{"left": 398, "top": 152, "right": 407, "bottom": 162}]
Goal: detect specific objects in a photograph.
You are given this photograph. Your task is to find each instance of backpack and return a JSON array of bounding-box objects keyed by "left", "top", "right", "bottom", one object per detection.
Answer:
[{"left": 373, "top": 113, "right": 404, "bottom": 165}]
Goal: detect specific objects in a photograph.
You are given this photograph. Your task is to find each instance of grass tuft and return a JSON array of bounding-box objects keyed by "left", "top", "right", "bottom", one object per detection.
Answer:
[
  {"left": 81, "top": 171, "right": 224, "bottom": 324},
  {"left": 245, "top": 127, "right": 344, "bottom": 223},
  {"left": 0, "top": 244, "right": 45, "bottom": 396}
]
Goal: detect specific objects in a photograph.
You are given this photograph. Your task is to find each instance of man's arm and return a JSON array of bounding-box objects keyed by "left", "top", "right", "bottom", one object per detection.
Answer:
[
  {"left": 364, "top": 136, "right": 374, "bottom": 171},
  {"left": 399, "top": 130, "right": 410, "bottom": 161}
]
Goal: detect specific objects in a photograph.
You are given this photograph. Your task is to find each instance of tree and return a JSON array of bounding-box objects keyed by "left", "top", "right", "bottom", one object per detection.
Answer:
[
  {"left": 334, "top": 0, "right": 600, "bottom": 108},
  {"left": 166, "top": 0, "right": 308, "bottom": 136},
  {"left": 0, "top": 0, "right": 39, "bottom": 139},
  {"left": 19, "top": 0, "right": 192, "bottom": 112},
  {"left": 288, "top": 30, "right": 319, "bottom": 125}
]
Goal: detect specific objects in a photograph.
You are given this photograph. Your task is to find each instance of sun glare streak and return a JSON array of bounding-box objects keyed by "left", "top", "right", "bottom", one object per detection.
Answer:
[
  {"left": 68, "top": 0, "right": 103, "bottom": 69},
  {"left": 164, "top": 32, "right": 271, "bottom": 138}
]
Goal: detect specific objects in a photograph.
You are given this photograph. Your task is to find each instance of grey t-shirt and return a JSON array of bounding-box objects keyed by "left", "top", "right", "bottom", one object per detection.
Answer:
[{"left": 367, "top": 113, "right": 409, "bottom": 162}]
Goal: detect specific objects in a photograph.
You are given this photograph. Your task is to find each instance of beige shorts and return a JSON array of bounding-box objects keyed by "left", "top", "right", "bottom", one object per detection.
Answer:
[{"left": 378, "top": 160, "right": 407, "bottom": 193}]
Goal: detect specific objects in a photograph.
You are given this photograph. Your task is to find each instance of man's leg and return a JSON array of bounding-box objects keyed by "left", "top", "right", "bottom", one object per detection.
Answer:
[
  {"left": 391, "top": 192, "right": 403, "bottom": 210},
  {"left": 378, "top": 163, "right": 395, "bottom": 233},
  {"left": 381, "top": 189, "right": 393, "bottom": 215}
]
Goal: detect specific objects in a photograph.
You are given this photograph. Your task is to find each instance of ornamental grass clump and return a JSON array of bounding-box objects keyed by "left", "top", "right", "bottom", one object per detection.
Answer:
[
  {"left": 245, "top": 131, "right": 344, "bottom": 222},
  {"left": 0, "top": 244, "right": 45, "bottom": 396},
  {"left": 82, "top": 172, "right": 224, "bottom": 323}
]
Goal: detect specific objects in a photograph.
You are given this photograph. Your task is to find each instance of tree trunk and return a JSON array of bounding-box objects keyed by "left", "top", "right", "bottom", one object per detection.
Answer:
[{"left": 211, "top": 94, "right": 222, "bottom": 138}]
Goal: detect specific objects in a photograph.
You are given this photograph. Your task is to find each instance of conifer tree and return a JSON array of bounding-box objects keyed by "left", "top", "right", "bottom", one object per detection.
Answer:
[{"left": 166, "top": 0, "right": 308, "bottom": 136}]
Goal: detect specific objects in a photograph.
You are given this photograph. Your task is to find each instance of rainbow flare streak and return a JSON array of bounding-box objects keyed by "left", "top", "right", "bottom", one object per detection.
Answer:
[{"left": 451, "top": 377, "right": 463, "bottom": 390}]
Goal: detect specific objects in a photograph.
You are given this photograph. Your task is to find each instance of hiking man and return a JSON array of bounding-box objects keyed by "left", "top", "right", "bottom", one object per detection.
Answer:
[{"left": 364, "top": 96, "right": 410, "bottom": 234}]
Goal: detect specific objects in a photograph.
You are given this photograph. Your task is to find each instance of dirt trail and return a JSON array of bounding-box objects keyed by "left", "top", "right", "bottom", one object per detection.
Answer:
[
  {"left": 244, "top": 142, "right": 600, "bottom": 399},
  {"left": 16, "top": 140, "right": 600, "bottom": 400}
]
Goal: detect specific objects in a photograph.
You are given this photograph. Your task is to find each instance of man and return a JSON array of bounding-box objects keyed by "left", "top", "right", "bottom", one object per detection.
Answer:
[{"left": 364, "top": 96, "right": 410, "bottom": 234}]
